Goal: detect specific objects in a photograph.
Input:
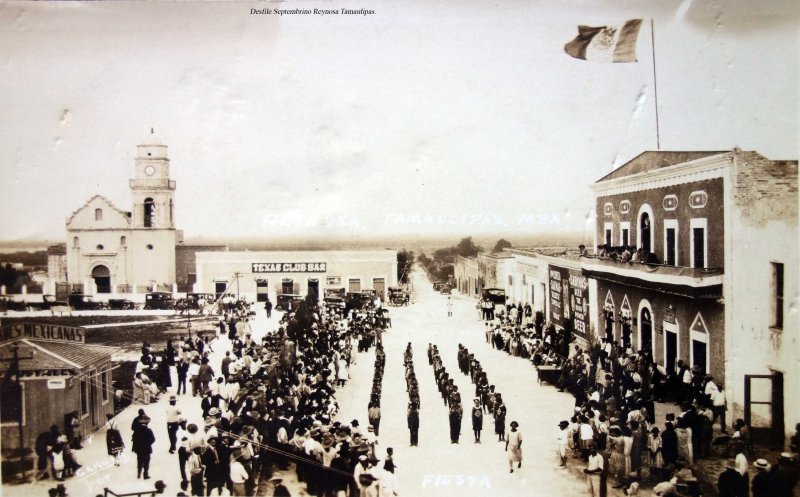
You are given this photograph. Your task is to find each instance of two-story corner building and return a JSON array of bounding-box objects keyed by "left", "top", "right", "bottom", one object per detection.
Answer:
[
  {"left": 65, "top": 133, "right": 179, "bottom": 294},
  {"left": 583, "top": 149, "right": 797, "bottom": 446}
]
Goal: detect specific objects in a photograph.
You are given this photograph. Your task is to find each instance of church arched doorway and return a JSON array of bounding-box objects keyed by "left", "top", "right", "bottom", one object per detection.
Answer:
[{"left": 92, "top": 265, "right": 111, "bottom": 294}]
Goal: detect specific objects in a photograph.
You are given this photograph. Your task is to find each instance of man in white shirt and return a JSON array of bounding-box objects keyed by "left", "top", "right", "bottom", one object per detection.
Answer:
[
  {"left": 229, "top": 454, "right": 249, "bottom": 496},
  {"left": 584, "top": 444, "right": 604, "bottom": 497}
]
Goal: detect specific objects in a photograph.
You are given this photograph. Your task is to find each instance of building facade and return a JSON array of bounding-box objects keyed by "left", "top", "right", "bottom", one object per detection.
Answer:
[
  {"left": 194, "top": 250, "right": 398, "bottom": 303},
  {"left": 454, "top": 256, "right": 480, "bottom": 298},
  {"left": 65, "top": 134, "right": 179, "bottom": 294},
  {"left": 585, "top": 149, "right": 797, "bottom": 445},
  {"left": 0, "top": 323, "right": 117, "bottom": 462}
]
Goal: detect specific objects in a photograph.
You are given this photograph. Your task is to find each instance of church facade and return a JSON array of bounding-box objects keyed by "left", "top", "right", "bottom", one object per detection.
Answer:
[{"left": 65, "top": 135, "right": 178, "bottom": 294}]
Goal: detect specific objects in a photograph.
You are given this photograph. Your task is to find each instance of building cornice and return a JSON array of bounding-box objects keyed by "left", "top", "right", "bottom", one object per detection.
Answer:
[{"left": 591, "top": 152, "right": 732, "bottom": 197}]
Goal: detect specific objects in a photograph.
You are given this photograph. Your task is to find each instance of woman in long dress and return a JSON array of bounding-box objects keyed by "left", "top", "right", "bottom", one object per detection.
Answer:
[
  {"left": 607, "top": 427, "right": 625, "bottom": 484},
  {"left": 505, "top": 421, "right": 523, "bottom": 473},
  {"left": 675, "top": 419, "right": 694, "bottom": 467}
]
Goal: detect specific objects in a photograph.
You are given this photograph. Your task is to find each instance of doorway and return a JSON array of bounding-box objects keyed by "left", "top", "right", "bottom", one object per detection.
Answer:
[
  {"left": 372, "top": 278, "right": 385, "bottom": 301},
  {"left": 640, "top": 307, "right": 653, "bottom": 355},
  {"left": 745, "top": 372, "right": 784, "bottom": 448},
  {"left": 664, "top": 328, "right": 678, "bottom": 374},
  {"left": 92, "top": 265, "right": 111, "bottom": 294},
  {"left": 282, "top": 279, "right": 294, "bottom": 294},
  {"left": 692, "top": 339, "right": 708, "bottom": 374},
  {"left": 308, "top": 279, "right": 320, "bottom": 302}
]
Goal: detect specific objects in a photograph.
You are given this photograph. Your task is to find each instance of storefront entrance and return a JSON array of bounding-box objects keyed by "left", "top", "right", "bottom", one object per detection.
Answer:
[{"left": 282, "top": 279, "right": 294, "bottom": 294}]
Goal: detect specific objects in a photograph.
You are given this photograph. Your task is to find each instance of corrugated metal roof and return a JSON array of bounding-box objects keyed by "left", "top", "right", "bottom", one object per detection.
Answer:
[
  {"left": 33, "top": 341, "right": 117, "bottom": 368},
  {"left": 0, "top": 340, "right": 75, "bottom": 372}
]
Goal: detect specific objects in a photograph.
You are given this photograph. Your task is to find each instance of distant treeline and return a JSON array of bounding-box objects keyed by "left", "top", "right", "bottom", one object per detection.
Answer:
[{"left": 0, "top": 250, "right": 47, "bottom": 267}]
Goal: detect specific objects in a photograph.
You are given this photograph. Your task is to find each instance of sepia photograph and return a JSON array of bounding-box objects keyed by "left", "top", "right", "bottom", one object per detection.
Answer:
[{"left": 0, "top": 1, "right": 797, "bottom": 496}]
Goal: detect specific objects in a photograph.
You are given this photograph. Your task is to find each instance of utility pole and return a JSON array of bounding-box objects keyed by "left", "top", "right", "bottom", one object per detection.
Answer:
[
  {"left": 1, "top": 343, "right": 34, "bottom": 483},
  {"left": 234, "top": 272, "right": 242, "bottom": 299}
]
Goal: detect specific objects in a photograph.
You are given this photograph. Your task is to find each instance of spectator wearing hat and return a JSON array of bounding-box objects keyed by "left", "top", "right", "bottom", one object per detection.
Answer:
[
  {"left": 203, "top": 437, "right": 225, "bottom": 496},
  {"left": 270, "top": 476, "right": 291, "bottom": 497},
  {"left": 229, "top": 450, "right": 249, "bottom": 496},
  {"left": 751, "top": 459, "right": 772, "bottom": 497},
  {"left": 557, "top": 420, "right": 570, "bottom": 467},
  {"left": 718, "top": 460, "right": 744, "bottom": 497},
  {"left": 166, "top": 395, "right": 182, "bottom": 454},
  {"left": 770, "top": 453, "right": 798, "bottom": 497},
  {"left": 187, "top": 446, "right": 205, "bottom": 497},
  {"left": 131, "top": 415, "right": 155, "bottom": 479}
]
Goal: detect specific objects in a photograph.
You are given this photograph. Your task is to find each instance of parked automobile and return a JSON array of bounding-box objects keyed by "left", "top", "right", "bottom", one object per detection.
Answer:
[
  {"left": 276, "top": 293, "right": 304, "bottom": 311},
  {"left": 68, "top": 294, "right": 108, "bottom": 310},
  {"left": 388, "top": 287, "right": 410, "bottom": 306},
  {"left": 323, "top": 288, "right": 346, "bottom": 309},
  {"left": 108, "top": 298, "right": 138, "bottom": 310},
  {"left": 346, "top": 291, "right": 376, "bottom": 311},
  {"left": 481, "top": 288, "right": 507, "bottom": 306},
  {"left": 144, "top": 291, "right": 176, "bottom": 310}
]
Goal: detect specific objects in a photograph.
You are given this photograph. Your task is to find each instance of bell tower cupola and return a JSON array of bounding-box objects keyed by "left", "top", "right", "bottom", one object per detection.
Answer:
[{"left": 130, "top": 129, "right": 176, "bottom": 229}]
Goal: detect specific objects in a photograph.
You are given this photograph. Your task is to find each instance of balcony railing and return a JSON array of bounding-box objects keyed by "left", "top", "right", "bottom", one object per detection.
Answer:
[
  {"left": 581, "top": 255, "right": 723, "bottom": 278},
  {"left": 580, "top": 255, "right": 723, "bottom": 298}
]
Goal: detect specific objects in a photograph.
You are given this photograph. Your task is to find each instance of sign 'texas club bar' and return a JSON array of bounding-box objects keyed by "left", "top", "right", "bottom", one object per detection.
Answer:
[{"left": 251, "top": 262, "right": 327, "bottom": 273}]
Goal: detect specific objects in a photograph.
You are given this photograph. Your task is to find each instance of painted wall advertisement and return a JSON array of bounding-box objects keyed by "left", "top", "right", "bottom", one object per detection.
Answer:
[{"left": 548, "top": 265, "right": 588, "bottom": 339}]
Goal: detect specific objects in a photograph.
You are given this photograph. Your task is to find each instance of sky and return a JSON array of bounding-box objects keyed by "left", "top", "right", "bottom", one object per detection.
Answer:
[{"left": 0, "top": 0, "right": 797, "bottom": 244}]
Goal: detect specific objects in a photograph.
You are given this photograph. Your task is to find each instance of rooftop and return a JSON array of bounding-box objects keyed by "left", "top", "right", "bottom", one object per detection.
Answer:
[{"left": 595, "top": 151, "right": 726, "bottom": 183}]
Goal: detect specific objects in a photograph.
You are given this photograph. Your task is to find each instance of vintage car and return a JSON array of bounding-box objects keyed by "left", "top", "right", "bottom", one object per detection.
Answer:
[
  {"left": 323, "top": 288, "right": 347, "bottom": 309},
  {"left": 388, "top": 287, "right": 410, "bottom": 306},
  {"left": 481, "top": 288, "right": 507, "bottom": 306},
  {"left": 108, "top": 298, "right": 138, "bottom": 310},
  {"left": 144, "top": 291, "right": 176, "bottom": 310},
  {"left": 345, "top": 292, "right": 374, "bottom": 311},
  {"left": 68, "top": 293, "right": 108, "bottom": 310},
  {"left": 276, "top": 293, "right": 304, "bottom": 311}
]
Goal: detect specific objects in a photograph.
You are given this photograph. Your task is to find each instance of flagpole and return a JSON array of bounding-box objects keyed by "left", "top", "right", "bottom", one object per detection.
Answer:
[{"left": 651, "top": 18, "right": 661, "bottom": 150}]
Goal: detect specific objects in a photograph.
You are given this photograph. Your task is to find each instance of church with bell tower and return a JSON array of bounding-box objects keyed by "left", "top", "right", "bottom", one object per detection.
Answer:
[{"left": 64, "top": 131, "right": 180, "bottom": 294}]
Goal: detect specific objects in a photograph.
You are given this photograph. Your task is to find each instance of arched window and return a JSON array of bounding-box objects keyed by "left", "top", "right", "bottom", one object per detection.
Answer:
[
  {"left": 143, "top": 198, "right": 155, "bottom": 228},
  {"left": 95, "top": 208, "right": 103, "bottom": 221},
  {"left": 73, "top": 236, "right": 80, "bottom": 248},
  {"left": 120, "top": 236, "right": 127, "bottom": 247}
]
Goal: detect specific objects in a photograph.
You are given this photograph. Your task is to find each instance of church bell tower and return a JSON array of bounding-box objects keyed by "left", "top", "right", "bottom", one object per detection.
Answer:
[{"left": 129, "top": 129, "right": 176, "bottom": 229}]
